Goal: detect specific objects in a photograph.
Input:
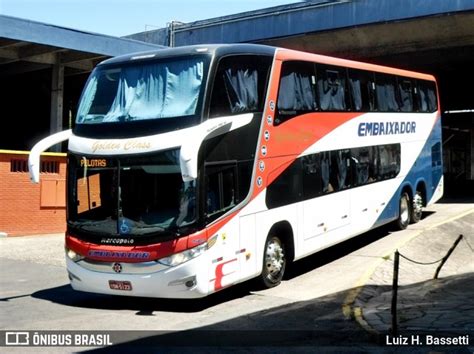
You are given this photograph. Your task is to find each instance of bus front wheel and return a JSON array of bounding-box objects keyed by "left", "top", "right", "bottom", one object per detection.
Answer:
[
  {"left": 258, "top": 236, "right": 286, "bottom": 288},
  {"left": 396, "top": 192, "right": 411, "bottom": 230}
]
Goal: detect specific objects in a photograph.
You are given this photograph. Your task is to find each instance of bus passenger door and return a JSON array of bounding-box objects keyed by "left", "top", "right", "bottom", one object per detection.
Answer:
[{"left": 205, "top": 163, "right": 241, "bottom": 291}]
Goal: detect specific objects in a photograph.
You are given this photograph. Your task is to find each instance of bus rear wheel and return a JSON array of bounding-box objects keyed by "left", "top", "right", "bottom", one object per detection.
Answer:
[
  {"left": 258, "top": 236, "right": 286, "bottom": 288},
  {"left": 411, "top": 191, "right": 423, "bottom": 223},
  {"left": 396, "top": 192, "right": 411, "bottom": 230}
]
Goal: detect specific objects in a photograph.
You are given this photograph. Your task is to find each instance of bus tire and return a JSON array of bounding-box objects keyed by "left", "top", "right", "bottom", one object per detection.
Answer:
[
  {"left": 396, "top": 192, "right": 411, "bottom": 230},
  {"left": 411, "top": 191, "right": 423, "bottom": 224},
  {"left": 258, "top": 235, "right": 286, "bottom": 288}
]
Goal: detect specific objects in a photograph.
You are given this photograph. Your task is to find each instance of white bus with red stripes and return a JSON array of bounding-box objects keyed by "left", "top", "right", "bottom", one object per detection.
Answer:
[{"left": 29, "top": 44, "right": 442, "bottom": 298}]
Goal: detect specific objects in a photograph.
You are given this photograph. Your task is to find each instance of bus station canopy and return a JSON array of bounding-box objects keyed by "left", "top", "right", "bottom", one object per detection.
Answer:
[{"left": 0, "top": 15, "right": 163, "bottom": 76}]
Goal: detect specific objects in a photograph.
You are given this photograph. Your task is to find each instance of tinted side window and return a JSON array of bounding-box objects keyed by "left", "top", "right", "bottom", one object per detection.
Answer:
[
  {"left": 302, "top": 154, "right": 322, "bottom": 199},
  {"left": 416, "top": 80, "right": 438, "bottom": 113},
  {"left": 276, "top": 61, "right": 317, "bottom": 124},
  {"left": 205, "top": 164, "right": 237, "bottom": 220},
  {"left": 378, "top": 144, "right": 400, "bottom": 179},
  {"left": 320, "top": 152, "right": 332, "bottom": 193},
  {"left": 209, "top": 55, "right": 272, "bottom": 118},
  {"left": 316, "top": 65, "right": 348, "bottom": 111},
  {"left": 375, "top": 74, "right": 399, "bottom": 112},
  {"left": 352, "top": 146, "right": 375, "bottom": 185},
  {"left": 265, "top": 144, "right": 401, "bottom": 209},
  {"left": 398, "top": 78, "right": 414, "bottom": 112},
  {"left": 330, "top": 149, "right": 352, "bottom": 190},
  {"left": 352, "top": 144, "right": 400, "bottom": 186},
  {"left": 347, "top": 69, "right": 375, "bottom": 111},
  {"left": 266, "top": 160, "right": 302, "bottom": 208}
]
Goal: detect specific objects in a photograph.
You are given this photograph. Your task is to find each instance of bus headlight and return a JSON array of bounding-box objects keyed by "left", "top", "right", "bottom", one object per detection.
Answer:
[
  {"left": 158, "top": 242, "right": 207, "bottom": 267},
  {"left": 65, "top": 247, "right": 85, "bottom": 262}
]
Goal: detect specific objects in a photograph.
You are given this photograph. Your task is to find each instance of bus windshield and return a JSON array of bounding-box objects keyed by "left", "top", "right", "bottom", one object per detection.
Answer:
[
  {"left": 76, "top": 56, "right": 207, "bottom": 124},
  {"left": 68, "top": 150, "right": 196, "bottom": 237}
]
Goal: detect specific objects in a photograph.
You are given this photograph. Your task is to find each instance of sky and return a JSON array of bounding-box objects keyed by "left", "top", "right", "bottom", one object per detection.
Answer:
[{"left": 0, "top": 0, "right": 302, "bottom": 37}]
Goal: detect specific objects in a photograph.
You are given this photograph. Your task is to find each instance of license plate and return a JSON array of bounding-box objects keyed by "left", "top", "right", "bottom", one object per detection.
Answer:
[{"left": 109, "top": 280, "right": 132, "bottom": 291}]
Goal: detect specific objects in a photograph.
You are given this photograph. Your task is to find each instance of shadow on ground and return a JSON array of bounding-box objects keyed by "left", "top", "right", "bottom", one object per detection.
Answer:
[
  {"left": 364, "top": 272, "right": 474, "bottom": 333},
  {"left": 80, "top": 273, "right": 474, "bottom": 353},
  {"left": 438, "top": 195, "right": 474, "bottom": 204}
]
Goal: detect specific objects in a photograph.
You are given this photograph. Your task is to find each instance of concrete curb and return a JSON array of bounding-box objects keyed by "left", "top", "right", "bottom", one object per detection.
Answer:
[{"left": 342, "top": 208, "right": 474, "bottom": 339}]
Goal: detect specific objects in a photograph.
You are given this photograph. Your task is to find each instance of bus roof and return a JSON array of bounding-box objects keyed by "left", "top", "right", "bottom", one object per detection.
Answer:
[
  {"left": 98, "top": 44, "right": 276, "bottom": 66},
  {"left": 275, "top": 48, "right": 436, "bottom": 81},
  {"left": 98, "top": 43, "right": 436, "bottom": 82}
]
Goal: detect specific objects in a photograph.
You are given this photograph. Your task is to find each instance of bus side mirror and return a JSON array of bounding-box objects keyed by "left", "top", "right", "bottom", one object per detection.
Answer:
[
  {"left": 179, "top": 122, "right": 232, "bottom": 182},
  {"left": 179, "top": 113, "right": 254, "bottom": 182},
  {"left": 28, "top": 129, "right": 72, "bottom": 183}
]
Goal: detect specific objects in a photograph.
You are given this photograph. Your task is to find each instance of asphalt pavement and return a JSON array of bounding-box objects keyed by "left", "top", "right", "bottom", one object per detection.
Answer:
[{"left": 0, "top": 199, "right": 473, "bottom": 353}]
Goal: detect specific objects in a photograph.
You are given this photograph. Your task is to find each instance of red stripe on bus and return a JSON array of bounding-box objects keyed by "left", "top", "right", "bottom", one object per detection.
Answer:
[
  {"left": 66, "top": 229, "right": 206, "bottom": 263},
  {"left": 260, "top": 112, "right": 363, "bottom": 188},
  {"left": 214, "top": 258, "right": 237, "bottom": 291}
]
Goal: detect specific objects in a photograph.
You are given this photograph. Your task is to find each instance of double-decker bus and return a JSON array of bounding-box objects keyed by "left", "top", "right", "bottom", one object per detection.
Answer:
[{"left": 29, "top": 44, "right": 442, "bottom": 298}]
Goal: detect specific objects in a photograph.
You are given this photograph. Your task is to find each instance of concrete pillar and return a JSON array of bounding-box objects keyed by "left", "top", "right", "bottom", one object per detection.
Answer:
[{"left": 50, "top": 63, "right": 64, "bottom": 152}]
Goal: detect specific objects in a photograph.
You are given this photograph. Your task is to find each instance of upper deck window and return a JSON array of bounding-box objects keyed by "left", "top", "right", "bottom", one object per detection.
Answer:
[
  {"left": 76, "top": 56, "right": 206, "bottom": 124},
  {"left": 417, "top": 80, "right": 438, "bottom": 113},
  {"left": 375, "top": 73, "right": 399, "bottom": 112},
  {"left": 398, "top": 79, "right": 414, "bottom": 112},
  {"left": 347, "top": 69, "right": 375, "bottom": 111},
  {"left": 209, "top": 55, "right": 272, "bottom": 118},
  {"left": 316, "top": 65, "right": 348, "bottom": 111},
  {"left": 276, "top": 61, "right": 317, "bottom": 124}
]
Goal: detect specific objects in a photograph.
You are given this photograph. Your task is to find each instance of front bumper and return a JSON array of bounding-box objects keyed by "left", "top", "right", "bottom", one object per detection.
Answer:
[{"left": 66, "top": 256, "right": 209, "bottom": 299}]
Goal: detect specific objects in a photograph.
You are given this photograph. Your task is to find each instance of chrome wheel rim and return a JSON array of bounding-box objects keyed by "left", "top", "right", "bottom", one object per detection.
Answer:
[
  {"left": 265, "top": 238, "right": 285, "bottom": 280},
  {"left": 400, "top": 195, "right": 409, "bottom": 224},
  {"left": 413, "top": 193, "right": 423, "bottom": 219}
]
